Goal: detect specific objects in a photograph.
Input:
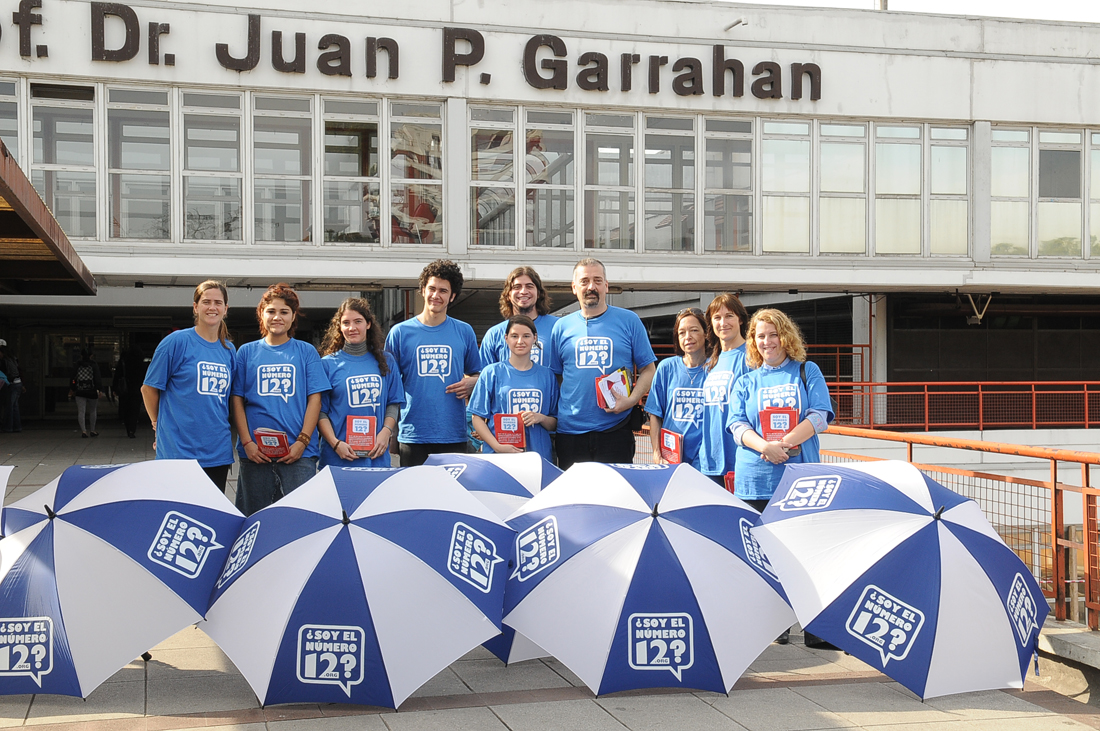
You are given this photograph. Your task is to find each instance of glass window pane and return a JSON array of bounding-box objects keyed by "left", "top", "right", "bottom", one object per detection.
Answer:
[
  {"left": 762, "top": 196, "right": 809, "bottom": 253},
  {"left": 820, "top": 142, "right": 864, "bottom": 193},
  {"left": 705, "top": 138, "right": 751, "bottom": 190},
  {"left": 183, "top": 93, "right": 240, "bottom": 110},
  {"left": 704, "top": 194, "right": 751, "bottom": 252},
  {"left": 1092, "top": 202, "right": 1100, "bottom": 255},
  {"left": 254, "top": 178, "right": 311, "bottom": 241},
  {"left": 325, "top": 122, "right": 378, "bottom": 178},
  {"left": 1037, "top": 201, "right": 1081, "bottom": 256},
  {"left": 0, "top": 82, "right": 15, "bottom": 96},
  {"left": 930, "top": 199, "right": 968, "bottom": 255},
  {"left": 763, "top": 121, "right": 808, "bottom": 135},
  {"left": 109, "top": 109, "right": 170, "bottom": 171},
  {"left": 391, "top": 122, "right": 443, "bottom": 180},
  {"left": 1092, "top": 149, "right": 1100, "bottom": 201},
  {"left": 255, "top": 96, "right": 310, "bottom": 113},
  {"left": 185, "top": 115, "right": 240, "bottom": 172},
  {"left": 990, "top": 200, "right": 1029, "bottom": 255},
  {"left": 323, "top": 181, "right": 379, "bottom": 243},
  {"left": 991, "top": 147, "right": 1030, "bottom": 198},
  {"left": 472, "top": 128, "right": 514, "bottom": 181},
  {"left": 931, "top": 146, "right": 967, "bottom": 195},
  {"left": 527, "top": 188, "right": 574, "bottom": 248},
  {"left": 33, "top": 107, "right": 94, "bottom": 165},
  {"left": 1039, "top": 131, "right": 1081, "bottom": 144},
  {"left": 876, "top": 126, "right": 920, "bottom": 139},
  {"left": 821, "top": 124, "right": 864, "bottom": 137},
  {"left": 875, "top": 198, "right": 920, "bottom": 253},
  {"left": 585, "top": 113, "right": 633, "bottom": 128},
  {"left": 184, "top": 176, "right": 242, "bottom": 240},
  {"left": 644, "top": 192, "right": 694, "bottom": 251},
  {"left": 31, "top": 170, "right": 95, "bottom": 237},
  {"left": 584, "top": 190, "right": 634, "bottom": 249},
  {"left": 1039, "top": 149, "right": 1080, "bottom": 198},
  {"left": 525, "top": 128, "right": 573, "bottom": 185},
  {"left": 391, "top": 183, "right": 442, "bottom": 244},
  {"left": 705, "top": 119, "right": 751, "bottom": 134},
  {"left": 110, "top": 173, "right": 170, "bottom": 239},
  {"left": 645, "top": 134, "right": 694, "bottom": 189},
  {"left": 0, "top": 101, "right": 18, "bottom": 162},
  {"left": 391, "top": 102, "right": 440, "bottom": 118},
  {"left": 875, "top": 143, "right": 920, "bottom": 195},
  {"left": 819, "top": 197, "right": 865, "bottom": 253},
  {"left": 762, "top": 139, "right": 809, "bottom": 193},
  {"left": 324, "top": 99, "right": 377, "bottom": 116},
  {"left": 527, "top": 110, "right": 572, "bottom": 126},
  {"left": 472, "top": 186, "right": 516, "bottom": 246},
  {"left": 647, "top": 117, "right": 693, "bottom": 131},
  {"left": 930, "top": 128, "right": 967, "bottom": 140},
  {"left": 992, "top": 129, "right": 1028, "bottom": 142},
  {"left": 471, "top": 107, "right": 513, "bottom": 123},
  {"left": 586, "top": 133, "right": 633, "bottom": 187},
  {"left": 254, "top": 117, "right": 311, "bottom": 176},
  {"left": 108, "top": 89, "right": 167, "bottom": 105}
]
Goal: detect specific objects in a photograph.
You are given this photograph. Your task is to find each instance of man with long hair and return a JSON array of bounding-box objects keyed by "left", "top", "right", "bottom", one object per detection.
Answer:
[{"left": 479, "top": 266, "right": 557, "bottom": 367}]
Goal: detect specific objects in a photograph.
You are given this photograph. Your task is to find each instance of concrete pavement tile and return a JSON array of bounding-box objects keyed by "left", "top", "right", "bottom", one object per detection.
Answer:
[
  {"left": 409, "top": 668, "right": 472, "bottom": 697},
  {"left": 598, "top": 693, "right": 748, "bottom": 730},
  {"left": 145, "top": 646, "right": 241, "bottom": 679},
  {"left": 748, "top": 657, "right": 840, "bottom": 675},
  {"left": 25, "top": 680, "right": 144, "bottom": 725},
  {"left": 0, "top": 695, "right": 32, "bottom": 728},
  {"left": 793, "top": 682, "right": 956, "bottom": 726},
  {"left": 146, "top": 673, "right": 259, "bottom": 715},
  {"left": 271, "top": 715, "right": 389, "bottom": 731},
  {"left": 452, "top": 658, "right": 572, "bottom": 693},
  {"left": 196, "top": 724, "right": 268, "bottom": 731},
  {"left": 460, "top": 645, "right": 498, "bottom": 661},
  {"left": 922, "top": 688, "right": 1063, "bottom": 720},
  {"left": 101, "top": 660, "right": 145, "bottom": 684},
  {"left": 539, "top": 658, "right": 585, "bottom": 688},
  {"left": 150, "top": 626, "right": 221, "bottom": 651},
  {"left": 489, "top": 699, "right": 627, "bottom": 731},
  {"left": 382, "top": 707, "right": 507, "bottom": 731},
  {"left": 714, "top": 687, "right": 855, "bottom": 731},
  {"left": 964, "top": 716, "right": 1095, "bottom": 730}
]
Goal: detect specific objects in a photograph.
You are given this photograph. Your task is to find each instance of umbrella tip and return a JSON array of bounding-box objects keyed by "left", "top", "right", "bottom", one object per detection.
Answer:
[
  {"left": 341, "top": 510, "right": 350, "bottom": 526},
  {"left": 933, "top": 505, "right": 945, "bottom": 520},
  {"left": 44, "top": 504, "right": 56, "bottom": 521},
  {"left": 652, "top": 502, "right": 659, "bottom": 518}
]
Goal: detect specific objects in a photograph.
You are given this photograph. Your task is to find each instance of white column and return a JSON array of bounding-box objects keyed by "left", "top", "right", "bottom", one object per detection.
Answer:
[{"left": 445, "top": 97, "right": 468, "bottom": 257}]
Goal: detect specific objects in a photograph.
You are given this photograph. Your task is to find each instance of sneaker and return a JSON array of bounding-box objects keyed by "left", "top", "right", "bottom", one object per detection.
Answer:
[
  {"left": 775, "top": 629, "right": 790, "bottom": 645},
  {"left": 81, "top": 432, "right": 88, "bottom": 438},
  {"left": 90, "top": 431, "right": 99, "bottom": 437}
]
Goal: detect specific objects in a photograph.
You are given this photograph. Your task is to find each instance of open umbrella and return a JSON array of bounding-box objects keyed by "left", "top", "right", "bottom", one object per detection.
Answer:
[
  {"left": 0, "top": 461, "right": 243, "bottom": 697},
  {"left": 203, "top": 465, "right": 514, "bottom": 708},
  {"left": 503, "top": 462, "right": 795, "bottom": 695},
  {"left": 752, "top": 460, "right": 1048, "bottom": 699},
  {"left": 424, "top": 453, "right": 562, "bottom": 664}
]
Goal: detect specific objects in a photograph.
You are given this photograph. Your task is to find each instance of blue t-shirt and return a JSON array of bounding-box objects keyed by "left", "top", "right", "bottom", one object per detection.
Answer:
[
  {"left": 728, "top": 359, "right": 834, "bottom": 501},
  {"left": 143, "top": 328, "right": 236, "bottom": 468},
  {"left": 467, "top": 360, "right": 559, "bottom": 463},
  {"left": 699, "top": 345, "right": 750, "bottom": 476},
  {"left": 231, "top": 338, "right": 329, "bottom": 460},
  {"left": 479, "top": 314, "right": 559, "bottom": 368},
  {"left": 549, "top": 306, "right": 657, "bottom": 435},
  {"left": 319, "top": 350, "right": 405, "bottom": 469},
  {"left": 645, "top": 356, "right": 707, "bottom": 470},
  {"left": 385, "top": 316, "right": 481, "bottom": 444}
]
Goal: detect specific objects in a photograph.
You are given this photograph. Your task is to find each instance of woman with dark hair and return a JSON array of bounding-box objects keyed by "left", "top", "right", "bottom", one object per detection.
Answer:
[
  {"left": 468, "top": 315, "right": 558, "bottom": 463},
  {"left": 70, "top": 349, "right": 103, "bottom": 438},
  {"left": 699, "top": 293, "right": 751, "bottom": 486},
  {"left": 231, "top": 283, "right": 328, "bottom": 515},
  {"left": 142, "top": 281, "right": 236, "bottom": 488},
  {"left": 646, "top": 308, "right": 710, "bottom": 469},
  {"left": 316, "top": 298, "right": 405, "bottom": 468}
]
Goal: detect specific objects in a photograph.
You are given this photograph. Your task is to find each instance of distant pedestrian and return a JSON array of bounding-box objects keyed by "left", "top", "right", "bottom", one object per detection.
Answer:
[
  {"left": 114, "top": 346, "right": 146, "bottom": 439},
  {"left": 0, "top": 338, "right": 20, "bottom": 432},
  {"left": 70, "top": 349, "right": 103, "bottom": 437}
]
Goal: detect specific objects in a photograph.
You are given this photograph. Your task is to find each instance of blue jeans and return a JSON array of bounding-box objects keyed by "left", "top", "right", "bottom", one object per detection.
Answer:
[{"left": 235, "top": 457, "right": 317, "bottom": 516}]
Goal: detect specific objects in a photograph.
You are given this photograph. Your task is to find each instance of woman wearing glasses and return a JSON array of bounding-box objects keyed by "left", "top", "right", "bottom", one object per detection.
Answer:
[
  {"left": 646, "top": 308, "right": 710, "bottom": 469},
  {"left": 699, "top": 294, "right": 751, "bottom": 486}
]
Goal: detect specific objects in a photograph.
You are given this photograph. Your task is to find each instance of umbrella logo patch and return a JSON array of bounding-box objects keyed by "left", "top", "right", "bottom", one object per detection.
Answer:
[
  {"left": 296, "top": 624, "right": 364, "bottom": 697},
  {"left": 216, "top": 521, "right": 260, "bottom": 589},
  {"left": 846, "top": 585, "right": 925, "bottom": 667},
  {"left": 1007, "top": 573, "right": 1040, "bottom": 647},
  {"left": 448, "top": 522, "right": 504, "bottom": 593},
  {"left": 439, "top": 464, "right": 467, "bottom": 479},
  {"left": 0, "top": 617, "right": 52, "bottom": 687},
  {"left": 774, "top": 475, "right": 842, "bottom": 512},
  {"left": 513, "top": 516, "right": 560, "bottom": 581},
  {"left": 148, "top": 511, "right": 224, "bottom": 579},
  {"left": 628, "top": 613, "right": 694, "bottom": 681},
  {"left": 416, "top": 345, "right": 452, "bottom": 381},
  {"left": 739, "top": 518, "right": 779, "bottom": 580},
  {"left": 257, "top": 364, "right": 296, "bottom": 403}
]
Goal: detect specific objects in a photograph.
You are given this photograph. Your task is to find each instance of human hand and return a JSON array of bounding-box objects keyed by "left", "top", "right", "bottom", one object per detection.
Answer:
[
  {"left": 445, "top": 375, "right": 477, "bottom": 400},
  {"left": 278, "top": 439, "right": 306, "bottom": 464}
]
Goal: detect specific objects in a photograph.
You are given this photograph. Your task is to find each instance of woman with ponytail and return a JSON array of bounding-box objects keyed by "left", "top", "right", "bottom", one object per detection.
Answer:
[{"left": 141, "top": 280, "right": 237, "bottom": 491}]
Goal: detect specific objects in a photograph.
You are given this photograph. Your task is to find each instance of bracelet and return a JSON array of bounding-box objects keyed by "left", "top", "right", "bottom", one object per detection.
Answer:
[
  {"left": 242, "top": 439, "right": 254, "bottom": 446},
  {"left": 331, "top": 440, "right": 342, "bottom": 450},
  {"left": 296, "top": 432, "right": 311, "bottom": 445}
]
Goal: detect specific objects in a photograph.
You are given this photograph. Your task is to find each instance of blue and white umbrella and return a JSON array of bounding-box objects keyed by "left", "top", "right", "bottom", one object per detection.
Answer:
[
  {"left": 0, "top": 461, "right": 243, "bottom": 697},
  {"left": 203, "top": 465, "right": 514, "bottom": 708},
  {"left": 424, "top": 453, "right": 562, "bottom": 664},
  {"left": 503, "top": 463, "right": 795, "bottom": 695},
  {"left": 752, "top": 460, "right": 1048, "bottom": 699}
]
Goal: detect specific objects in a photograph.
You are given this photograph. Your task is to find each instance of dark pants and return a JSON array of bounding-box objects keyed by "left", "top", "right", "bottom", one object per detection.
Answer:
[
  {"left": 119, "top": 391, "right": 142, "bottom": 436},
  {"left": 743, "top": 498, "right": 770, "bottom": 513},
  {"left": 398, "top": 441, "right": 468, "bottom": 467},
  {"left": 202, "top": 464, "right": 231, "bottom": 493},
  {"left": 556, "top": 425, "right": 636, "bottom": 470}
]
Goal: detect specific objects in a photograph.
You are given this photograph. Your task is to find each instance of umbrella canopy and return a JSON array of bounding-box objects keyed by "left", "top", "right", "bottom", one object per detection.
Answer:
[
  {"left": 203, "top": 465, "right": 514, "bottom": 708},
  {"left": 503, "top": 462, "right": 795, "bottom": 695},
  {"left": 0, "top": 461, "right": 243, "bottom": 697},
  {"left": 753, "top": 460, "right": 1048, "bottom": 699},
  {"left": 423, "top": 453, "right": 562, "bottom": 664}
]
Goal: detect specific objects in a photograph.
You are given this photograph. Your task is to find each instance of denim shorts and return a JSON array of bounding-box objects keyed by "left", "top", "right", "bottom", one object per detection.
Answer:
[{"left": 235, "top": 457, "right": 317, "bottom": 516}]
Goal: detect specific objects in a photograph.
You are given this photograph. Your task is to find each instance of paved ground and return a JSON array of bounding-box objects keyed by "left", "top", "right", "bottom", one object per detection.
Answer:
[{"left": 1, "top": 423, "right": 1099, "bottom": 731}]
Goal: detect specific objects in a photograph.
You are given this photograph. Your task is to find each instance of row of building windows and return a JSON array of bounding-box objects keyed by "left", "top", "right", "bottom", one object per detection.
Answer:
[{"left": 0, "top": 79, "right": 1096, "bottom": 258}]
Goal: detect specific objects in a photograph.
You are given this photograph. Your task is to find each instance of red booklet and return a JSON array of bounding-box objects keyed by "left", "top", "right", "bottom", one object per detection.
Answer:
[
  {"left": 595, "top": 369, "right": 632, "bottom": 409},
  {"left": 658, "top": 428, "right": 682, "bottom": 464},
  {"left": 253, "top": 428, "right": 290, "bottom": 459},
  {"left": 760, "top": 407, "right": 800, "bottom": 442},
  {"left": 723, "top": 471, "right": 736, "bottom": 494},
  {"left": 493, "top": 413, "right": 526, "bottom": 449},
  {"left": 345, "top": 415, "right": 377, "bottom": 456}
]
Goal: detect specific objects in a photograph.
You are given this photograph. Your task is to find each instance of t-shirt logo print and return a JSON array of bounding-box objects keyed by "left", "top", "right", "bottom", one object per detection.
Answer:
[
  {"left": 197, "top": 362, "right": 230, "bottom": 398},
  {"left": 670, "top": 388, "right": 704, "bottom": 427},
  {"left": 703, "top": 371, "right": 733, "bottom": 405},
  {"left": 257, "top": 364, "right": 296, "bottom": 403},
  {"left": 416, "top": 345, "right": 452, "bottom": 381},
  {"left": 346, "top": 374, "right": 383, "bottom": 408},
  {"left": 508, "top": 388, "right": 543, "bottom": 413},
  {"left": 575, "top": 337, "right": 613, "bottom": 372}
]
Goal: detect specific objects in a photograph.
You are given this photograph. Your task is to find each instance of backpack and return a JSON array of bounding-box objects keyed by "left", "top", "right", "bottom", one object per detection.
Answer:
[{"left": 75, "top": 363, "right": 95, "bottom": 392}]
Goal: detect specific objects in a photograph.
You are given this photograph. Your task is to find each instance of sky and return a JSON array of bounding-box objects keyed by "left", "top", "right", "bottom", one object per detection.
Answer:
[{"left": 722, "top": 0, "right": 1100, "bottom": 24}]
